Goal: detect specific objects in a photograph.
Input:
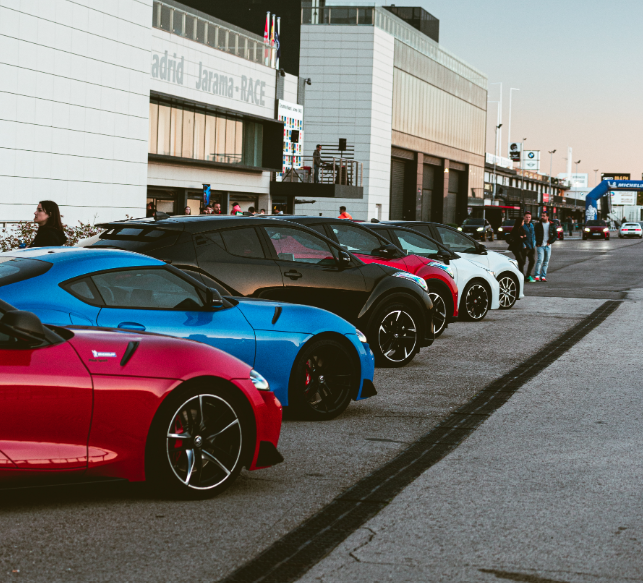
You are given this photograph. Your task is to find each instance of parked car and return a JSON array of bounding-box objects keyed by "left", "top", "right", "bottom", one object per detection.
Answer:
[
  {"left": 583, "top": 220, "right": 610, "bottom": 240},
  {"left": 383, "top": 221, "right": 525, "bottom": 309},
  {"left": 0, "top": 248, "right": 376, "bottom": 420},
  {"left": 496, "top": 219, "right": 515, "bottom": 240},
  {"left": 618, "top": 222, "right": 643, "bottom": 238},
  {"left": 360, "top": 223, "right": 503, "bottom": 321},
  {"left": 551, "top": 219, "right": 565, "bottom": 240},
  {"left": 458, "top": 218, "right": 494, "bottom": 241},
  {"left": 261, "top": 216, "right": 462, "bottom": 335},
  {"left": 0, "top": 299, "right": 282, "bottom": 498},
  {"left": 80, "top": 216, "right": 434, "bottom": 368}
]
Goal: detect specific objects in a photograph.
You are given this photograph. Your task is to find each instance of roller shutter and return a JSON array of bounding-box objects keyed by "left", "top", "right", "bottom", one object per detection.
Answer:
[{"left": 390, "top": 159, "right": 406, "bottom": 220}]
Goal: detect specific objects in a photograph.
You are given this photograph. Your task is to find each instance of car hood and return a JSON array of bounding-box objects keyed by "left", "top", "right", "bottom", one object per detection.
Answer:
[{"left": 233, "top": 298, "right": 356, "bottom": 335}]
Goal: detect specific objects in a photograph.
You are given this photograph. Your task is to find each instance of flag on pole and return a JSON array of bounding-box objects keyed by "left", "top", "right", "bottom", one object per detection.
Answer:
[
  {"left": 276, "top": 17, "right": 281, "bottom": 70},
  {"left": 264, "top": 12, "right": 270, "bottom": 66},
  {"left": 270, "top": 14, "right": 276, "bottom": 67}
]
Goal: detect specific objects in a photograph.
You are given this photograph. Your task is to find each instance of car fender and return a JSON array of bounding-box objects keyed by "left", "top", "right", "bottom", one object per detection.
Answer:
[{"left": 358, "top": 275, "right": 431, "bottom": 321}]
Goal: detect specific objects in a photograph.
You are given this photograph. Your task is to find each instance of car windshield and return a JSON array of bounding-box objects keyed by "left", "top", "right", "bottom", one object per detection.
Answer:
[
  {"left": 502, "top": 219, "right": 515, "bottom": 226},
  {"left": 462, "top": 219, "right": 485, "bottom": 226},
  {"left": 586, "top": 220, "right": 606, "bottom": 226},
  {"left": 0, "top": 257, "right": 52, "bottom": 287}
]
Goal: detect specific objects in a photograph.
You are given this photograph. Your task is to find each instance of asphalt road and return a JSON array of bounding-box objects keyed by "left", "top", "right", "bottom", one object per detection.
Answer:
[{"left": 1, "top": 237, "right": 642, "bottom": 582}]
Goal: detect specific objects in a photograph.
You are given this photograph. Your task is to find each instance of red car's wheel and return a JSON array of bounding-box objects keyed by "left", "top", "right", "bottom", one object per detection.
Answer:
[
  {"left": 427, "top": 288, "right": 448, "bottom": 338},
  {"left": 147, "top": 384, "right": 250, "bottom": 499},
  {"left": 289, "top": 338, "right": 357, "bottom": 420}
]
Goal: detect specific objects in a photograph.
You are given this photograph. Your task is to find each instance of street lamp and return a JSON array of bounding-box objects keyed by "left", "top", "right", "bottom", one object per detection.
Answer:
[
  {"left": 493, "top": 123, "right": 503, "bottom": 209},
  {"left": 507, "top": 88, "right": 519, "bottom": 157},
  {"left": 574, "top": 160, "right": 581, "bottom": 186},
  {"left": 594, "top": 169, "right": 599, "bottom": 186},
  {"left": 547, "top": 150, "right": 556, "bottom": 210},
  {"left": 489, "top": 82, "right": 503, "bottom": 156}
]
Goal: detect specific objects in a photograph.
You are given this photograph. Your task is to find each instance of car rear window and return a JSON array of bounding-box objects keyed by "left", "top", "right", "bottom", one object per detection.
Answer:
[{"left": 0, "top": 257, "right": 52, "bottom": 287}]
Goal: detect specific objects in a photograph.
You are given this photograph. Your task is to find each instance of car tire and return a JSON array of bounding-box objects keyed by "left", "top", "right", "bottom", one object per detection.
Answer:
[
  {"left": 146, "top": 382, "right": 250, "bottom": 499},
  {"left": 288, "top": 338, "right": 356, "bottom": 421},
  {"left": 368, "top": 295, "right": 422, "bottom": 368},
  {"left": 459, "top": 280, "right": 490, "bottom": 322},
  {"left": 497, "top": 273, "right": 518, "bottom": 309},
  {"left": 427, "top": 287, "right": 449, "bottom": 338}
]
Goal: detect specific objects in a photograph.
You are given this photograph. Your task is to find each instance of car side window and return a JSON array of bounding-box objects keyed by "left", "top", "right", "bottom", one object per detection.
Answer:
[
  {"left": 435, "top": 226, "right": 477, "bottom": 253},
  {"left": 61, "top": 277, "right": 104, "bottom": 306},
  {"left": 91, "top": 268, "right": 205, "bottom": 310},
  {"left": 218, "top": 227, "right": 265, "bottom": 259},
  {"left": 393, "top": 229, "right": 440, "bottom": 257},
  {"left": 305, "top": 223, "right": 329, "bottom": 237},
  {"left": 263, "top": 226, "right": 336, "bottom": 264},
  {"left": 330, "top": 223, "right": 383, "bottom": 255}
]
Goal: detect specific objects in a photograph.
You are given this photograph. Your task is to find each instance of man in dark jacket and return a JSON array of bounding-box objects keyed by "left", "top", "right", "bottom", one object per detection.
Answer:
[
  {"left": 522, "top": 211, "right": 536, "bottom": 282},
  {"left": 534, "top": 211, "right": 557, "bottom": 282}
]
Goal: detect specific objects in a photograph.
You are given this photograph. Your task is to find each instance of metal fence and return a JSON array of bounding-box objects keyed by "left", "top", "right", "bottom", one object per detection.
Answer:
[{"left": 281, "top": 157, "right": 363, "bottom": 187}]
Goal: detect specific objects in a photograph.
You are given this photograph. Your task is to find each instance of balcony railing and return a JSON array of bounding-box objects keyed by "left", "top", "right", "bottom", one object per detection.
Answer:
[
  {"left": 152, "top": 0, "right": 277, "bottom": 68},
  {"left": 280, "top": 157, "right": 363, "bottom": 187}
]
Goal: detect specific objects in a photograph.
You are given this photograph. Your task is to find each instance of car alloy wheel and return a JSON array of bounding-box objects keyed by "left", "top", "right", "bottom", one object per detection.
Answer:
[
  {"left": 166, "top": 394, "right": 243, "bottom": 491},
  {"left": 497, "top": 275, "right": 517, "bottom": 309},
  {"left": 290, "top": 338, "right": 356, "bottom": 420},
  {"left": 428, "top": 290, "right": 448, "bottom": 337},
  {"left": 461, "top": 282, "right": 490, "bottom": 321},
  {"left": 378, "top": 309, "right": 418, "bottom": 365}
]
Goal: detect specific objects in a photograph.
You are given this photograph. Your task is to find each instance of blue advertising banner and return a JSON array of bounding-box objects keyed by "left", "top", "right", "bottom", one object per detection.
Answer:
[{"left": 585, "top": 180, "right": 643, "bottom": 221}]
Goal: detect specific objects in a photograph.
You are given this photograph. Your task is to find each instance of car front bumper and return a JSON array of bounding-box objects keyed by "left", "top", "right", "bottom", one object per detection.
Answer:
[{"left": 345, "top": 333, "right": 376, "bottom": 401}]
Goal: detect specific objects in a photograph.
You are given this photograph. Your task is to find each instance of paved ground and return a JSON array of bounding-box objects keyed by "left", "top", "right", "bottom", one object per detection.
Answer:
[{"left": 1, "top": 237, "right": 642, "bottom": 582}]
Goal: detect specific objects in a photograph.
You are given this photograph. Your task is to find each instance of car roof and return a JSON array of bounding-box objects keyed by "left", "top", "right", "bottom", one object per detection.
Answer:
[
  {"left": 0, "top": 247, "right": 162, "bottom": 267},
  {"left": 97, "top": 215, "right": 297, "bottom": 234}
]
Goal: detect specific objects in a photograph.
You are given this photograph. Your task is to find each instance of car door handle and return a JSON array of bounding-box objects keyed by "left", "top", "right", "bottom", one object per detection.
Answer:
[
  {"left": 118, "top": 322, "right": 146, "bottom": 331},
  {"left": 284, "top": 270, "right": 303, "bottom": 280}
]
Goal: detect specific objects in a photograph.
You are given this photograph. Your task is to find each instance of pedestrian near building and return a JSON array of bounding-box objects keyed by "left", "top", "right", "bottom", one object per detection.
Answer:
[
  {"left": 566, "top": 216, "right": 573, "bottom": 236},
  {"left": 534, "top": 210, "right": 556, "bottom": 282},
  {"left": 522, "top": 211, "right": 536, "bottom": 282},
  {"left": 31, "top": 200, "right": 67, "bottom": 247},
  {"left": 184, "top": 205, "right": 192, "bottom": 215},
  {"left": 338, "top": 206, "right": 353, "bottom": 219},
  {"left": 231, "top": 203, "right": 242, "bottom": 215},
  {"left": 213, "top": 203, "right": 222, "bottom": 215},
  {"left": 506, "top": 216, "right": 527, "bottom": 273},
  {"left": 313, "top": 144, "right": 322, "bottom": 183}
]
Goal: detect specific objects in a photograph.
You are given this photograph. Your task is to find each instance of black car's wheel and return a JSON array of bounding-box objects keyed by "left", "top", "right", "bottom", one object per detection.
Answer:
[
  {"left": 460, "top": 280, "right": 490, "bottom": 321},
  {"left": 497, "top": 273, "right": 518, "bottom": 309},
  {"left": 147, "top": 383, "right": 250, "bottom": 499},
  {"left": 427, "top": 288, "right": 448, "bottom": 338},
  {"left": 289, "top": 338, "right": 357, "bottom": 420},
  {"left": 369, "top": 296, "right": 422, "bottom": 368}
]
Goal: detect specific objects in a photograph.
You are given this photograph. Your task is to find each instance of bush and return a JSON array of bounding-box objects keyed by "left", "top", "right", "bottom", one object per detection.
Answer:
[{"left": 0, "top": 220, "right": 103, "bottom": 252}]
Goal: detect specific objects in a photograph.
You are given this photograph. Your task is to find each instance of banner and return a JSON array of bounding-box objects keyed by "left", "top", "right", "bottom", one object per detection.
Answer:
[{"left": 509, "top": 142, "right": 521, "bottom": 162}]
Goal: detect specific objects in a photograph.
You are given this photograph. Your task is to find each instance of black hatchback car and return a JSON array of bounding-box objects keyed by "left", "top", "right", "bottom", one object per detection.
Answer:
[
  {"left": 458, "top": 218, "right": 494, "bottom": 241},
  {"left": 85, "top": 216, "right": 434, "bottom": 367}
]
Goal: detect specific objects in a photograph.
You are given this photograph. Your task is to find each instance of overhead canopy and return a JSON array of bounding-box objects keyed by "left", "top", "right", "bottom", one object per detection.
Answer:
[{"left": 585, "top": 180, "right": 643, "bottom": 221}]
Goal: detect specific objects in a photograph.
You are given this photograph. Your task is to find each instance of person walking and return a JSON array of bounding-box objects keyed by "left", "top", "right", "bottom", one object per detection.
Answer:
[
  {"left": 566, "top": 216, "right": 573, "bottom": 237},
  {"left": 31, "top": 200, "right": 67, "bottom": 247},
  {"left": 522, "top": 211, "right": 536, "bottom": 282},
  {"left": 534, "top": 210, "right": 556, "bottom": 282},
  {"left": 313, "top": 144, "right": 323, "bottom": 183},
  {"left": 506, "top": 216, "right": 526, "bottom": 273},
  {"left": 338, "top": 206, "right": 353, "bottom": 219}
]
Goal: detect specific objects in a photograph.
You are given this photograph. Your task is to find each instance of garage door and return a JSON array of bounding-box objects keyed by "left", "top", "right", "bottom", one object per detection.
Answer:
[{"left": 390, "top": 159, "right": 406, "bottom": 220}]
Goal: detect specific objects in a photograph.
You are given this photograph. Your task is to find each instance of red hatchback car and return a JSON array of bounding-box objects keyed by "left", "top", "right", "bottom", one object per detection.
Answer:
[
  {"left": 0, "top": 300, "right": 283, "bottom": 499},
  {"left": 276, "top": 217, "right": 459, "bottom": 337},
  {"left": 582, "top": 219, "right": 610, "bottom": 240}
]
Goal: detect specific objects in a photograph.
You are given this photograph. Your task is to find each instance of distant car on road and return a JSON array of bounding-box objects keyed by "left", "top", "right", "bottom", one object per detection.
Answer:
[
  {"left": 551, "top": 219, "right": 565, "bottom": 240},
  {"left": 496, "top": 219, "right": 515, "bottom": 240},
  {"left": 458, "top": 218, "right": 494, "bottom": 242},
  {"left": 583, "top": 220, "right": 610, "bottom": 240},
  {"left": 618, "top": 222, "right": 643, "bottom": 238},
  {"left": 0, "top": 299, "right": 283, "bottom": 499}
]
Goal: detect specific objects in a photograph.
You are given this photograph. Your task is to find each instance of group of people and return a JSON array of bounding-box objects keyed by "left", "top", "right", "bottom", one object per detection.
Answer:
[
  {"left": 507, "top": 210, "right": 557, "bottom": 283},
  {"left": 183, "top": 203, "right": 268, "bottom": 216}
]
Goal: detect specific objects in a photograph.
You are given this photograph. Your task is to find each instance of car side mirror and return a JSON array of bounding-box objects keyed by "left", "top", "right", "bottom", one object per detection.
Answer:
[
  {"left": 206, "top": 287, "right": 224, "bottom": 308},
  {"left": 478, "top": 244, "right": 487, "bottom": 254},
  {"left": 376, "top": 244, "right": 399, "bottom": 258},
  {"left": 436, "top": 252, "right": 451, "bottom": 264},
  {"left": 0, "top": 310, "right": 47, "bottom": 345},
  {"left": 338, "top": 250, "right": 352, "bottom": 267}
]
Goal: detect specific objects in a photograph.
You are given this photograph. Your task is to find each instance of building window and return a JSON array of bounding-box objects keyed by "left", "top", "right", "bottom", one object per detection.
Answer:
[{"left": 149, "top": 99, "right": 264, "bottom": 167}]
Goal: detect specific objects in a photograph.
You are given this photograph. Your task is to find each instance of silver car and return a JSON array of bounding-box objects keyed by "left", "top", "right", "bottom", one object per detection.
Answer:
[{"left": 618, "top": 223, "right": 643, "bottom": 238}]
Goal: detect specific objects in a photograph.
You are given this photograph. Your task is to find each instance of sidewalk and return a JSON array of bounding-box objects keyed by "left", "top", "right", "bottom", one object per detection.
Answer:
[{"left": 300, "top": 294, "right": 643, "bottom": 582}]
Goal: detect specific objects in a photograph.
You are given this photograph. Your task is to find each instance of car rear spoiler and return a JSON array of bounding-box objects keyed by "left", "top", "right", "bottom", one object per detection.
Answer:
[{"left": 96, "top": 220, "right": 184, "bottom": 232}]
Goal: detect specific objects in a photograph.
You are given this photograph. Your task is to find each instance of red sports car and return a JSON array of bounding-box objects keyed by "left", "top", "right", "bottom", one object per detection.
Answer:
[
  {"left": 0, "top": 300, "right": 283, "bottom": 499},
  {"left": 582, "top": 219, "right": 610, "bottom": 240}
]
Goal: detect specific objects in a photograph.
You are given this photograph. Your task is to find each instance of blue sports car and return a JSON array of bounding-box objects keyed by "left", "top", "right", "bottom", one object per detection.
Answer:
[{"left": 0, "top": 248, "right": 375, "bottom": 420}]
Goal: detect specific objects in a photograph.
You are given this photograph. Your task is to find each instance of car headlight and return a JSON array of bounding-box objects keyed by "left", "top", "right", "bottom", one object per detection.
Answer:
[
  {"left": 392, "top": 271, "right": 428, "bottom": 291},
  {"left": 584, "top": 228, "right": 590, "bottom": 232},
  {"left": 498, "top": 227, "right": 503, "bottom": 232},
  {"left": 250, "top": 369, "right": 270, "bottom": 391},
  {"left": 556, "top": 227, "right": 563, "bottom": 231},
  {"left": 508, "top": 258, "right": 518, "bottom": 268},
  {"left": 476, "top": 227, "right": 484, "bottom": 232},
  {"left": 457, "top": 227, "right": 462, "bottom": 231},
  {"left": 603, "top": 228, "right": 609, "bottom": 232},
  {"left": 355, "top": 329, "right": 368, "bottom": 343},
  {"left": 427, "top": 260, "right": 455, "bottom": 279}
]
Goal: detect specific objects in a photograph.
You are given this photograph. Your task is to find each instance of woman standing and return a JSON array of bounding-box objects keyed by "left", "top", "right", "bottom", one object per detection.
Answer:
[
  {"left": 31, "top": 200, "right": 67, "bottom": 247},
  {"left": 507, "top": 216, "right": 526, "bottom": 273}
]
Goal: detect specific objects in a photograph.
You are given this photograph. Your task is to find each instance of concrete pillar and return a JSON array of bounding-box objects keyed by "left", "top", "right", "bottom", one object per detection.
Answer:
[
  {"left": 442, "top": 159, "right": 450, "bottom": 223},
  {"left": 415, "top": 152, "right": 424, "bottom": 220}
]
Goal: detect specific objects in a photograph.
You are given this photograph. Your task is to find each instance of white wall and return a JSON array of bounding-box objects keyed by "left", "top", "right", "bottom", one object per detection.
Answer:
[
  {"left": 0, "top": 0, "right": 151, "bottom": 225},
  {"left": 298, "top": 25, "right": 394, "bottom": 220}
]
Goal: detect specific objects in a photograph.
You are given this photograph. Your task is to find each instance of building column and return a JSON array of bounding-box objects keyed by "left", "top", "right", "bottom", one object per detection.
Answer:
[
  {"left": 415, "top": 153, "right": 424, "bottom": 220},
  {"left": 441, "top": 159, "right": 450, "bottom": 223}
]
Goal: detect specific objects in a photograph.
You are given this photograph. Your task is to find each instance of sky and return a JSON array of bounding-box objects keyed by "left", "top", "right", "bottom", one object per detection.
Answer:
[{"left": 330, "top": 0, "right": 643, "bottom": 183}]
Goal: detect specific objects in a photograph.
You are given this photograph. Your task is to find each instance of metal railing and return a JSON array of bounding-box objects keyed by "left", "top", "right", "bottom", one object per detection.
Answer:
[
  {"left": 280, "top": 157, "right": 363, "bottom": 187},
  {"left": 152, "top": 0, "right": 277, "bottom": 68}
]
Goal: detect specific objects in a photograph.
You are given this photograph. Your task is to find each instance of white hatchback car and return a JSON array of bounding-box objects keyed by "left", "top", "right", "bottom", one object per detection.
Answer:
[
  {"left": 618, "top": 222, "right": 643, "bottom": 238},
  {"left": 384, "top": 221, "right": 525, "bottom": 310}
]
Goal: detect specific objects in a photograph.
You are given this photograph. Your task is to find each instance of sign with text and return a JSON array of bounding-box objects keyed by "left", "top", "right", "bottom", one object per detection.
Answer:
[
  {"left": 277, "top": 100, "right": 304, "bottom": 181},
  {"left": 509, "top": 142, "right": 521, "bottom": 162}
]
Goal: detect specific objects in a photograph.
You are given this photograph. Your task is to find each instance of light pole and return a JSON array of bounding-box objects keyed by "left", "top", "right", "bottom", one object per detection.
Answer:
[
  {"left": 548, "top": 149, "right": 556, "bottom": 211},
  {"left": 574, "top": 160, "right": 581, "bottom": 186},
  {"left": 493, "top": 123, "right": 503, "bottom": 209},
  {"left": 507, "top": 88, "right": 519, "bottom": 157},
  {"left": 490, "top": 82, "right": 503, "bottom": 157},
  {"left": 593, "top": 169, "right": 599, "bottom": 186}
]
